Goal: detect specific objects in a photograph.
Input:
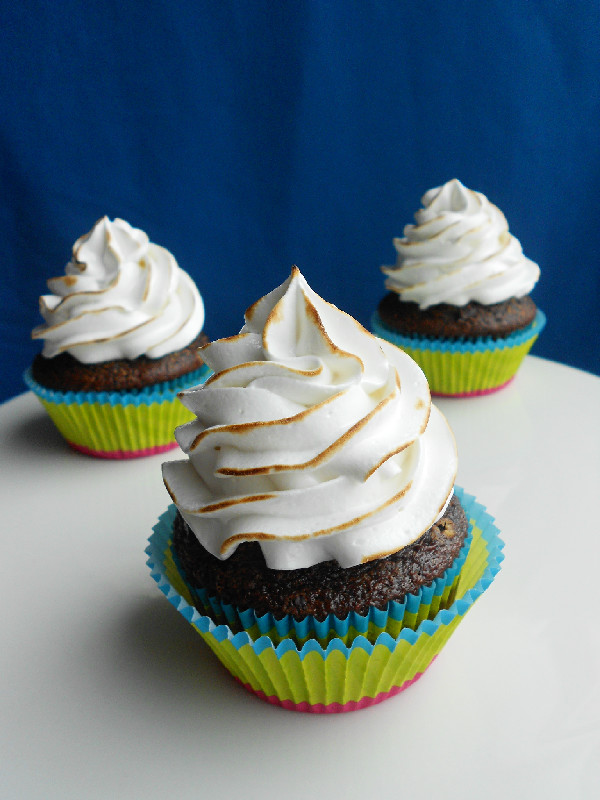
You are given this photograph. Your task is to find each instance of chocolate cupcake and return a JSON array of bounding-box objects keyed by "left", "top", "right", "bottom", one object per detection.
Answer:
[
  {"left": 372, "top": 179, "right": 545, "bottom": 396},
  {"left": 172, "top": 494, "right": 468, "bottom": 623},
  {"left": 25, "top": 217, "right": 211, "bottom": 457},
  {"left": 149, "top": 269, "right": 504, "bottom": 712},
  {"left": 30, "top": 332, "right": 208, "bottom": 393}
]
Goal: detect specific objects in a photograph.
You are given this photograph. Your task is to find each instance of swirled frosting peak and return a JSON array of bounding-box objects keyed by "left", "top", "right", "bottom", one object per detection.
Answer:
[
  {"left": 32, "top": 216, "right": 205, "bottom": 362},
  {"left": 382, "top": 179, "right": 540, "bottom": 308},
  {"left": 162, "top": 268, "right": 457, "bottom": 570}
]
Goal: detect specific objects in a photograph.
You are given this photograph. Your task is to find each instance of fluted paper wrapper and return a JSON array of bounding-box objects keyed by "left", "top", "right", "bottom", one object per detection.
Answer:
[
  {"left": 24, "top": 365, "right": 210, "bottom": 459},
  {"left": 146, "top": 487, "right": 504, "bottom": 712},
  {"left": 371, "top": 309, "right": 545, "bottom": 396}
]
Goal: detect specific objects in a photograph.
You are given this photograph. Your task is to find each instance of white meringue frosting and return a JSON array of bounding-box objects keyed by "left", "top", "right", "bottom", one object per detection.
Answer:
[
  {"left": 162, "top": 268, "right": 457, "bottom": 570},
  {"left": 383, "top": 179, "right": 540, "bottom": 308},
  {"left": 32, "top": 217, "right": 205, "bottom": 362}
]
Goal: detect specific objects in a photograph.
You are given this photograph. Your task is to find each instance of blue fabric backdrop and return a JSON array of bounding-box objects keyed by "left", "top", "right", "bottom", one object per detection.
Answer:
[{"left": 2, "top": 0, "right": 599, "bottom": 403}]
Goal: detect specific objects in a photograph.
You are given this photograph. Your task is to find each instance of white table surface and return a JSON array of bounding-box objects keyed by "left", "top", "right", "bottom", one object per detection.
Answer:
[{"left": 1, "top": 355, "right": 599, "bottom": 800}]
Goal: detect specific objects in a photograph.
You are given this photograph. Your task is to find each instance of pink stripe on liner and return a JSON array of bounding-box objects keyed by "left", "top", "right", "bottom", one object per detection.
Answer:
[
  {"left": 68, "top": 440, "right": 180, "bottom": 459},
  {"left": 432, "top": 376, "right": 515, "bottom": 398},
  {"left": 238, "top": 660, "right": 434, "bottom": 713}
]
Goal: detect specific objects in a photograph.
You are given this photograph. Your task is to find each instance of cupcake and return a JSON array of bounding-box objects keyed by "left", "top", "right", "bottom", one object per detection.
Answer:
[
  {"left": 24, "top": 217, "right": 211, "bottom": 458},
  {"left": 371, "top": 179, "right": 546, "bottom": 396},
  {"left": 148, "top": 268, "right": 503, "bottom": 712}
]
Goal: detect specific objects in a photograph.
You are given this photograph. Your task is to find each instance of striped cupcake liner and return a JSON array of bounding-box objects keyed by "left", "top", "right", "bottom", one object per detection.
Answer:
[
  {"left": 23, "top": 364, "right": 211, "bottom": 458},
  {"left": 146, "top": 487, "right": 504, "bottom": 712},
  {"left": 371, "top": 309, "right": 545, "bottom": 396}
]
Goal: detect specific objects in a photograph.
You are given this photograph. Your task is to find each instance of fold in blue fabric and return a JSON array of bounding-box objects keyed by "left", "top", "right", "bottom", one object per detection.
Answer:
[{"left": 3, "top": 2, "right": 599, "bottom": 404}]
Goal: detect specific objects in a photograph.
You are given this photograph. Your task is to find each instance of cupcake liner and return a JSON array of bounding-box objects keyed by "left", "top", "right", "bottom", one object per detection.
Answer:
[
  {"left": 371, "top": 309, "right": 546, "bottom": 396},
  {"left": 23, "top": 365, "right": 211, "bottom": 459},
  {"left": 146, "top": 486, "right": 504, "bottom": 712}
]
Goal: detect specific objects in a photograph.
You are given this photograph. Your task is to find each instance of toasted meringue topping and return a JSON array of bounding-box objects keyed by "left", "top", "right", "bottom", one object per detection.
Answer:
[
  {"left": 32, "top": 217, "right": 204, "bottom": 362},
  {"left": 382, "top": 179, "right": 540, "bottom": 308},
  {"left": 162, "top": 268, "right": 457, "bottom": 569}
]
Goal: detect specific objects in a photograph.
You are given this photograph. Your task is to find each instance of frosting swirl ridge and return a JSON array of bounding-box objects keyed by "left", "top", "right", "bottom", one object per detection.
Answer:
[
  {"left": 383, "top": 179, "right": 540, "bottom": 308},
  {"left": 162, "top": 268, "right": 456, "bottom": 570},
  {"left": 32, "top": 217, "right": 205, "bottom": 362}
]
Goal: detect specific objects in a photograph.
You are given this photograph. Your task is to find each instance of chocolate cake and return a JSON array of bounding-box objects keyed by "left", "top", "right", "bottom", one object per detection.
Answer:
[
  {"left": 172, "top": 494, "right": 469, "bottom": 621},
  {"left": 377, "top": 292, "right": 537, "bottom": 340},
  {"left": 31, "top": 332, "right": 210, "bottom": 392}
]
